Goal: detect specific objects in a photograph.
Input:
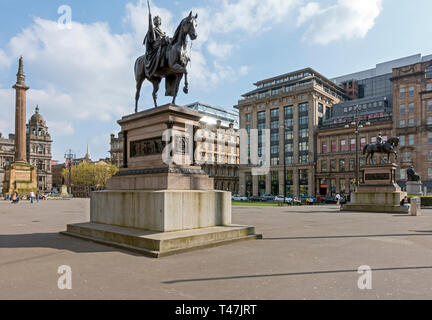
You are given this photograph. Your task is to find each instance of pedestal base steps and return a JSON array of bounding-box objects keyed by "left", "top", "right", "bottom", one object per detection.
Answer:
[
  {"left": 61, "top": 223, "right": 261, "bottom": 258},
  {"left": 342, "top": 163, "right": 409, "bottom": 214}
]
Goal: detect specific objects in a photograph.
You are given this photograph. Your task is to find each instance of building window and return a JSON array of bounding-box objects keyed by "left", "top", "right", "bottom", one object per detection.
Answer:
[
  {"left": 318, "top": 103, "right": 323, "bottom": 113},
  {"left": 408, "top": 103, "right": 414, "bottom": 113},
  {"left": 284, "top": 105, "right": 293, "bottom": 116},
  {"left": 428, "top": 150, "right": 432, "bottom": 161},
  {"left": 246, "top": 125, "right": 251, "bottom": 134},
  {"left": 400, "top": 104, "right": 405, "bottom": 114},
  {"left": 349, "top": 159, "right": 355, "bottom": 171},
  {"left": 299, "top": 103, "right": 308, "bottom": 113},
  {"left": 428, "top": 117, "right": 432, "bottom": 125},
  {"left": 246, "top": 114, "right": 251, "bottom": 122},
  {"left": 429, "top": 133, "right": 432, "bottom": 144},
  {"left": 428, "top": 101, "right": 432, "bottom": 111},
  {"left": 339, "top": 159, "right": 346, "bottom": 172},
  {"left": 322, "top": 141, "right": 328, "bottom": 153},
  {"left": 399, "top": 120, "right": 406, "bottom": 128},
  {"left": 299, "top": 142, "right": 309, "bottom": 152},
  {"left": 400, "top": 88, "right": 405, "bottom": 98},
  {"left": 408, "top": 118, "right": 415, "bottom": 127},
  {"left": 331, "top": 140, "right": 337, "bottom": 153},
  {"left": 285, "top": 143, "right": 293, "bottom": 153},
  {"left": 350, "top": 139, "right": 356, "bottom": 151},
  {"left": 340, "top": 140, "right": 347, "bottom": 152},
  {"left": 400, "top": 169, "right": 406, "bottom": 180},
  {"left": 321, "top": 160, "right": 327, "bottom": 172},
  {"left": 285, "top": 131, "right": 293, "bottom": 140},
  {"left": 330, "top": 159, "right": 336, "bottom": 171},
  {"left": 426, "top": 66, "right": 432, "bottom": 79},
  {"left": 270, "top": 108, "right": 279, "bottom": 118},
  {"left": 299, "top": 128, "right": 309, "bottom": 138},
  {"left": 409, "top": 135, "right": 414, "bottom": 145},
  {"left": 285, "top": 156, "right": 293, "bottom": 164},
  {"left": 271, "top": 158, "right": 280, "bottom": 166},
  {"left": 299, "top": 155, "right": 308, "bottom": 164},
  {"left": 360, "top": 138, "right": 366, "bottom": 148},
  {"left": 284, "top": 118, "right": 293, "bottom": 127},
  {"left": 427, "top": 83, "right": 432, "bottom": 92},
  {"left": 257, "top": 111, "right": 266, "bottom": 121},
  {"left": 429, "top": 168, "right": 432, "bottom": 179},
  {"left": 402, "top": 152, "right": 412, "bottom": 162},
  {"left": 299, "top": 116, "right": 308, "bottom": 126},
  {"left": 400, "top": 136, "right": 405, "bottom": 146},
  {"left": 409, "top": 86, "right": 415, "bottom": 97}
]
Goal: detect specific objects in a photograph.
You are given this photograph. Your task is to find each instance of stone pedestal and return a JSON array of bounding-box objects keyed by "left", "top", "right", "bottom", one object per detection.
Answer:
[
  {"left": 62, "top": 105, "right": 261, "bottom": 257},
  {"left": 406, "top": 181, "right": 423, "bottom": 197},
  {"left": 2, "top": 161, "right": 37, "bottom": 195},
  {"left": 342, "top": 163, "right": 408, "bottom": 213}
]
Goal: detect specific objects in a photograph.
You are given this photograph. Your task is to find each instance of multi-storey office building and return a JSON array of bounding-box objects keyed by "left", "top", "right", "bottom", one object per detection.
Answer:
[
  {"left": 235, "top": 68, "right": 346, "bottom": 197},
  {"left": 391, "top": 59, "right": 432, "bottom": 192}
]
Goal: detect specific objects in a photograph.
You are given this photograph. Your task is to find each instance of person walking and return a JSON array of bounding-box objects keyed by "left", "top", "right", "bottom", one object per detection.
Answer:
[
  {"left": 11, "top": 191, "right": 18, "bottom": 204},
  {"left": 335, "top": 193, "right": 341, "bottom": 205},
  {"left": 36, "top": 191, "right": 40, "bottom": 203},
  {"left": 29, "top": 191, "right": 35, "bottom": 204}
]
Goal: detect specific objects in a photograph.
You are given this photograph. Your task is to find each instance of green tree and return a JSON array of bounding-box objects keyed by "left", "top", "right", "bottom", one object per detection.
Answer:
[{"left": 62, "top": 161, "right": 118, "bottom": 196}]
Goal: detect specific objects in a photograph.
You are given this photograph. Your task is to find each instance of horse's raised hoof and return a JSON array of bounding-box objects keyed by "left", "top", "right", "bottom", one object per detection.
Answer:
[{"left": 183, "top": 87, "right": 188, "bottom": 94}]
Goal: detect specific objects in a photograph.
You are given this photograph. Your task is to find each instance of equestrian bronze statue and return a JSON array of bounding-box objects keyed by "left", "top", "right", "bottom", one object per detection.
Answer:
[
  {"left": 134, "top": 1, "right": 198, "bottom": 112},
  {"left": 363, "top": 136, "right": 400, "bottom": 164}
]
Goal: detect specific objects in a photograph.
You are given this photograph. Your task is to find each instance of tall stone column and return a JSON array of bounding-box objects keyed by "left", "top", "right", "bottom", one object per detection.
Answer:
[{"left": 13, "top": 56, "right": 29, "bottom": 163}]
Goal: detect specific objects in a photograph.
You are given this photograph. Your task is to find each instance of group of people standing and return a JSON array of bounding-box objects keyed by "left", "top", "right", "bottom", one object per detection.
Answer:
[{"left": 5, "top": 190, "right": 40, "bottom": 204}]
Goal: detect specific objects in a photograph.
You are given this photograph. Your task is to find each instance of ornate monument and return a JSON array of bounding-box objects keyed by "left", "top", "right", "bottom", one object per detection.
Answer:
[
  {"left": 62, "top": 7, "right": 261, "bottom": 257},
  {"left": 134, "top": 1, "right": 197, "bottom": 111},
  {"left": 406, "top": 165, "right": 423, "bottom": 196},
  {"left": 343, "top": 136, "right": 409, "bottom": 213},
  {"left": 2, "top": 57, "right": 37, "bottom": 195}
]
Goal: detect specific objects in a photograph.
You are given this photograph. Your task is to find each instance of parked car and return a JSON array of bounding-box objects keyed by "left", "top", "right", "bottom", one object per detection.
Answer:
[
  {"left": 323, "top": 196, "right": 337, "bottom": 204},
  {"left": 316, "top": 195, "right": 326, "bottom": 203},
  {"left": 274, "top": 195, "right": 291, "bottom": 203},
  {"left": 232, "top": 194, "right": 248, "bottom": 201},
  {"left": 286, "top": 197, "right": 302, "bottom": 206},
  {"left": 262, "top": 194, "right": 276, "bottom": 201},
  {"left": 248, "top": 195, "right": 263, "bottom": 202}
]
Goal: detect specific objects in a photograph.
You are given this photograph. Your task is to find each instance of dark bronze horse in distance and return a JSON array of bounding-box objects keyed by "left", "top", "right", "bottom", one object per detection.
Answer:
[
  {"left": 134, "top": 12, "right": 198, "bottom": 112},
  {"left": 363, "top": 136, "right": 399, "bottom": 164}
]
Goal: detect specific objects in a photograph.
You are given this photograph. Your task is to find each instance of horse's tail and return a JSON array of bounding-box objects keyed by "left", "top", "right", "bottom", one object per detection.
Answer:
[{"left": 363, "top": 144, "right": 369, "bottom": 155}]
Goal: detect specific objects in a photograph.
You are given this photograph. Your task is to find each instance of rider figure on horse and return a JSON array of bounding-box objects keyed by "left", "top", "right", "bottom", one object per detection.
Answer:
[
  {"left": 376, "top": 132, "right": 383, "bottom": 153},
  {"left": 144, "top": 11, "right": 171, "bottom": 78}
]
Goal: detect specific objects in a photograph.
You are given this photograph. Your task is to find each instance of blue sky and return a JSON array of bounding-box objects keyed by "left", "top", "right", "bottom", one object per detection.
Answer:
[{"left": 0, "top": 0, "right": 430, "bottom": 162}]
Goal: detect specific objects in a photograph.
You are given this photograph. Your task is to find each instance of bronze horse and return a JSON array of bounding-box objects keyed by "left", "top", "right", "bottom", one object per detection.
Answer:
[
  {"left": 134, "top": 12, "right": 198, "bottom": 112},
  {"left": 363, "top": 136, "right": 399, "bottom": 164}
]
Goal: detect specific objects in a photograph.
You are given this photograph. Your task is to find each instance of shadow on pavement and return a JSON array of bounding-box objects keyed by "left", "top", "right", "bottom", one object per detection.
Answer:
[
  {"left": 0, "top": 233, "right": 142, "bottom": 257},
  {"left": 262, "top": 233, "right": 432, "bottom": 241},
  {"left": 163, "top": 266, "right": 432, "bottom": 284}
]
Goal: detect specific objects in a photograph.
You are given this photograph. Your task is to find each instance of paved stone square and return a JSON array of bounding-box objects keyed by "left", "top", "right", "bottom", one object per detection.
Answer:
[{"left": 1, "top": 199, "right": 432, "bottom": 299}]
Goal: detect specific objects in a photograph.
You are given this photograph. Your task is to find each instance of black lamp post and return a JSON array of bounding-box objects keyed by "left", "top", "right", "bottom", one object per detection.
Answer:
[
  {"left": 345, "top": 105, "right": 370, "bottom": 188},
  {"left": 64, "top": 149, "right": 76, "bottom": 194}
]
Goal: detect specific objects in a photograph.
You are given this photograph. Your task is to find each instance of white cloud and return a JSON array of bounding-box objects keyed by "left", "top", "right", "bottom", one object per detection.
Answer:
[
  {"left": 298, "top": 0, "right": 383, "bottom": 45},
  {"left": 48, "top": 121, "right": 75, "bottom": 136},
  {"left": 0, "top": 50, "right": 11, "bottom": 68},
  {"left": 207, "top": 41, "right": 235, "bottom": 59}
]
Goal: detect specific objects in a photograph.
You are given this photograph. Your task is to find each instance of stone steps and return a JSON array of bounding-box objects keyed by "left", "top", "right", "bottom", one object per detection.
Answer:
[{"left": 61, "top": 223, "right": 262, "bottom": 258}]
